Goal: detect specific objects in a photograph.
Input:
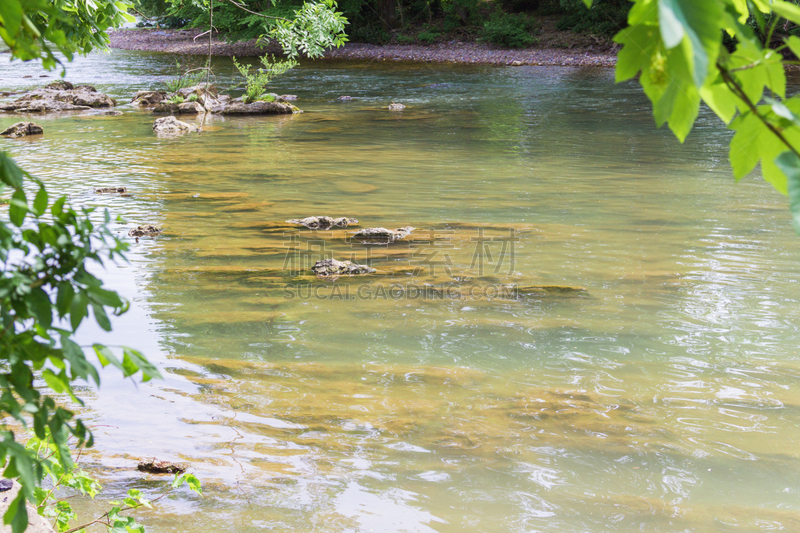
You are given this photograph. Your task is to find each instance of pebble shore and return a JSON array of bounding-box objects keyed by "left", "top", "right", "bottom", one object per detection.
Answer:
[{"left": 109, "top": 28, "right": 616, "bottom": 67}]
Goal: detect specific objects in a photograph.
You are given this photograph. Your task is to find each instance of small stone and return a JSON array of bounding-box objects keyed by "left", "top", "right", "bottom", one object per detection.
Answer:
[
  {"left": 0, "top": 122, "right": 43, "bottom": 138},
  {"left": 152, "top": 116, "right": 200, "bottom": 135},
  {"left": 339, "top": 96, "right": 355, "bottom": 100},
  {"left": 94, "top": 186, "right": 128, "bottom": 194},
  {"left": 128, "top": 225, "right": 162, "bottom": 237},
  {"left": 352, "top": 226, "right": 414, "bottom": 244},
  {"left": 286, "top": 216, "right": 359, "bottom": 230},
  {"left": 312, "top": 258, "right": 375, "bottom": 276},
  {"left": 279, "top": 94, "right": 298, "bottom": 101},
  {"left": 510, "top": 60, "right": 524, "bottom": 66},
  {"left": 137, "top": 459, "right": 187, "bottom": 474},
  {"left": 388, "top": 102, "right": 405, "bottom": 111}
]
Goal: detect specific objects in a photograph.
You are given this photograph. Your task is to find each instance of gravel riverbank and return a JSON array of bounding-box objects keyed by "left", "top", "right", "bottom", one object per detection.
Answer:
[{"left": 108, "top": 28, "right": 616, "bottom": 67}]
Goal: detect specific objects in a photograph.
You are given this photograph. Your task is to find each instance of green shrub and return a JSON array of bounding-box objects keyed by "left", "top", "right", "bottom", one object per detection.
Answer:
[
  {"left": 233, "top": 55, "right": 297, "bottom": 104},
  {"left": 186, "top": 93, "right": 198, "bottom": 102},
  {"left": 480, "top": 11, "right": 536, "bottom": 48},
  {"left": 167, "top": 94, "right": 185, "bottom": 104},
  {"left": 556, "top": 0, "right": 628, "bottom": 35},
  {"left": 395, "top": 34, "right": 416, "bottom": 44},
  {"left": 418, "top": 28, "right": 441, "bottom": 43}
]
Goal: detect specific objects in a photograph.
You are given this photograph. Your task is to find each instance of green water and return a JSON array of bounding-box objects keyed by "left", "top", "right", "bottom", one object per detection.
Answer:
[{"left": 3, "top": 49, "right": 800, "bottom": 532}]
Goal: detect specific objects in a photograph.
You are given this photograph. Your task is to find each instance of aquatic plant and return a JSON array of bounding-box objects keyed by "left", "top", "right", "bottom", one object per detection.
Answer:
[{"left": 232, "top": 55, "right": 297, "bottom": 104}]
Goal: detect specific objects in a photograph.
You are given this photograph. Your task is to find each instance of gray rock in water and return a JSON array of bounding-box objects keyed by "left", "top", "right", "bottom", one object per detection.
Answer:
[
  {"left": 339, "top": 96, "right": 355, "bottom": 100},
  {"left": 152, "top": 116, "right": 200, "bottom": 136},
  {"left": 131, "top": 90, "right": 167, "bottom": 106},
  {"left": 286, "top": 216, "right": 359, "bottom": 230},
  {"left": 94, "top": 186, "right": 128, "bottom": 194},
  {"left": 212, "top": 101, "right": 300, "bottom": 115},
  {"left": 353, "top": 226, "right": 414, "bottom": 244},
  {"left": 0, "top": 84, "right": 115, "bottom": 113},
  {"left": 280, "top": 94, "right": 298, "bottom": 101},
  {"left": 312, "top": 258, "right": 375, "bottom": 276},
  {"left": 0, "top": 122, "right": 43, "bottom": 138},
  {"left": 128, "top": 225, "right": 162, "bottom": 237},
  {"left": 152, "top": 100, "right": 205, "bottom": 115},
  {"left": 137, "top": 458, "right": 187, "bottom": 474},
  {"left": 388, "top": 102, "right": 405, "bottom": 111},
  {"left": 45, "top": 80, "right": 73, "bottom": 91}
]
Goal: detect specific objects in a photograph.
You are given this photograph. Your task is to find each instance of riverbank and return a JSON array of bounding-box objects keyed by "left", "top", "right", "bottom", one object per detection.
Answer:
[{"left": 108, "top": 28, "right": 616, "bottom": 67}]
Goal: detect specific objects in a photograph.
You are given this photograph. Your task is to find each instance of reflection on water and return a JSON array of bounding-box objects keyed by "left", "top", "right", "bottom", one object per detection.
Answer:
[{"left": 3, "top": 50, "right": 800, "bottom": 532}]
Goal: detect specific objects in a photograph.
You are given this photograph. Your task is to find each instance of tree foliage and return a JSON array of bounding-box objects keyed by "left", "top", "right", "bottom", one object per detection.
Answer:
[
  {"left": 585, "top": 0, "right": 800, "bottom": 229},
  {"left": 0, "top": 2, "right": 167, "bottom": 532},
  {"left": 0, "top": 0, "right": 134, "bottom": 71},
  {"left": 155, "top": 0, "right": 348, "bottom": 58}
]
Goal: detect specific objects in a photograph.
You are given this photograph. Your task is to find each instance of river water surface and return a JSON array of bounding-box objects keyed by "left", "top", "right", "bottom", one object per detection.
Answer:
[{"left": 2, "top": 49, "right": 800, "bottom": 532}]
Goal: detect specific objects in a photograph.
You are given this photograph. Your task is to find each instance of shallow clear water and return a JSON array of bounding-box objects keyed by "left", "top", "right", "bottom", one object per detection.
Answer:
[{"left": 3, "top": 49, "right": 800, "bottom": 532}]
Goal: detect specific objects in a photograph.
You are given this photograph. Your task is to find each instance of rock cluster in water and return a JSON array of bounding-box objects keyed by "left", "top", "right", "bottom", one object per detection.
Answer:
[
  {"left": 129, "top": 225, "right": 163, "bottom": 237},
  {"left": 0, "top": 82, "right": 116, "bottom": 113},
  {"left": 131, "top": 90, "right": 168, "bottom": 106},
  {"left": 152, "top": 116, "right": 200, "bottom": 135},
  {"left": 94, "top": 186, "right": 128, "bottom": 194},
  {"left": 0, "top": 122, "right": 43, "bottom": 138},
  {"left": 287, "top": 216, "right": 359, "bottom": 230},
  {"left": 137, "top": 459, "right": 187, "bottom": 474},
  {"left": 353, "top": 226, "right": 415, "bottom": 243},
  {"left": 312, "top": 258, "right": 376, "bottom": 276}
]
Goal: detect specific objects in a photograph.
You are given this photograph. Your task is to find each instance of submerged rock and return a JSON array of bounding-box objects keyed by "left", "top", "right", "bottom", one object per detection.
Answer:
[
  {"left": 511, "top": 285, "right": 588, "bottom": 297},
  {"left": 388, "top": 102, "right": 405, "bottom": 111},
  {"left": 353, "top": 226, "right": 415, "bottom": 244},
  {"left": 102, "top": 110, "right": 123, "bottom": 116},
  {"left": 128, "top": 224, "right": 163, "bottom": 237},
  {"left": 94, "top": 186, "right": 128, "bottom": 194},
  {"left": 0, "top": 83, "right": 116, "bottom": 113},
  {"left": 339, "top": 96, "right": 355, "bottom": 100},
  {"left": 131, "top": 90, "right": 167, "bottom": 106},
  {"left": 287, "top": 216, "right": 359, "bottom": 230},
  {"left": 211, "top": 101, "right": 300, "bottom": 115},
  {"left": 280, "top": 94, "right": 298, "bottom": 101},
  {"left": 0, "top": 122, "right": 43, "bottom": 138},
  {"left": 152, "top": 100, "right": 205, "bottom": 115},
  {"left": 137, "top": 459, "right": 187, "bottom": 474},
  {"left": 152, "top": 116, "right": 200, "bottom": 135},
  {"left": 312, "top": 258, "right": 375, "bottom": 276}
]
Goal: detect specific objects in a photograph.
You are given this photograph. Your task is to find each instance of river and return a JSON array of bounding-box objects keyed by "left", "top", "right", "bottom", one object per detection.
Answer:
[{"left": 2, "top": 48, "right": 800, "bottom": 532}]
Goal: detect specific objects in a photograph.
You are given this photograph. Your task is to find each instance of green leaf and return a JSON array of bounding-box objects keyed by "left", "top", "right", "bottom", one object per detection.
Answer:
[
  {"left": 32, "top": 187, "right": 48, "bottom": 217},
  {"left": 729, "top": 101, "right": 800, "bottom": 193},
  {"left": 786, "top": 35, "right": 800, "bottom": 60},
  {"left": 775, "top": 151, "right": 800, "bottom": 233},
  {"left": 9, "top": 189, "right": 27, "bottom": 227},
  {"left": 699, "top": 71, "right": 737, "bottom": 124},
  {"left": 27, "top": 287, "right": 53, "bottom": 330},
  {"left": 69, "top": 292, "right": 89, "bottom": 331},
  {"left": 93, "top": 344, "right": 123, "bottom": 371},
  {"left": 122, "top": 347, "right": 162, "bottom": 382},
  {"left": 91, "top": 302, "right": 111, "bottom": 332},
  {"left": 4, "top": 493, "right": 28, "bottom": 533},
  {"left": 772, "top": 0, "right": 800, "bottom": 25},
  {"left": 42, "top": 369, "right": 68, "bottom": 394},
  {"left": 657, "top": 0, "right": 723, "bottom": 87},
  {"left": 55, "top": 283, "right": 75, "bottom": 317},
  {"left": 0, "top": 0, "right": 23, "bottom": 40}
]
